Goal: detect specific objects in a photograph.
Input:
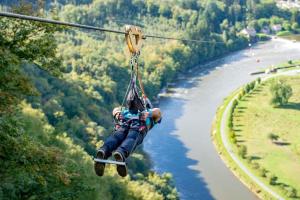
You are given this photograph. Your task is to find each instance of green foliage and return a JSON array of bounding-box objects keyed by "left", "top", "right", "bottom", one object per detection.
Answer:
[
  {"left": 244, "top": 84, "right": 249, "bottom": 93},
  {"left": 268, "top": 174, "right": 278, "bottom": 185},
  {"left": 258, "top": 167, "right": 267, "bottom": 178},
  {"left": 232, "top": 99, "right": 238, "bottom": 109},
  {"left": 238, "top": 93, "right": 242, "bottom": 100},
  {"left": 249, "top": 81, "right": 256, "bottom": 90},
  {"left": 285, "top": 186, "right": 297, "bottom": 198},
  {"left": 267, "top": 133, "right": 279, "bottom": 142},
  {"left": 0, "top": 107, "right": 98, "bottom": 200},
  {"left": 229, "top": 131, "right": 236, "bottom": 144},
  {"left": 241, "top": 89, "right": 246, "bottom": 97},
  {"left": 256, "top": 77, "right": 261, "bottom": 84},
  {"left": 251, "top": 162, "right": 260, "bottom": 170},
  {"left": 257, "top": 33, "right": 270, "bottom": 41},
  {"left": 0, "top": 103, "right": 179, "bottom": 200},
  {"left": 269, "top": 80, "right": 293, "bottom": 107},
  {"left": 238, "top": 145, "right": 247, "bottom": 159},
  {"left": 228, "top": 112, "right": 233, "bottom": 129},
  {"left": 0, "top": 16, "right": 62, "bottom": 114},
  {"left": 276, "top": 30, "right": 292, "bottom": 36}
]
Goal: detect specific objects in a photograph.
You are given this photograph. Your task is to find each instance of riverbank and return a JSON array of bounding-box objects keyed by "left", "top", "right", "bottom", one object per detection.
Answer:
[
  {"left": 145, "top": 38, "right": 300, "bottom": 200},
  {"left": 212, "top": 68, "right": 300, "bottom": 200}
]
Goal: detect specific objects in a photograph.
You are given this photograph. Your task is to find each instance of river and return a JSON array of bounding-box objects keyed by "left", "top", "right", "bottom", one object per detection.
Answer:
[{"left": 144, "top": 38, "right": 300, "bottom": 200}]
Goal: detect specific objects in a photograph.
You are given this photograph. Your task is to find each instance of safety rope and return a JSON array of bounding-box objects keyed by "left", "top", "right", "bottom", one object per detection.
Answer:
[{"left": 120, "top": 52, "right": 149, "bottom": 111}]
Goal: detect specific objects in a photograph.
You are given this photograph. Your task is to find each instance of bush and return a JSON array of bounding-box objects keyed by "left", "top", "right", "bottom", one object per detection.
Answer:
[
  {"left": 244, "top": 84, "right": 251, "bottom": 93},
  {"left": 238, "top": 93, "right": 242, "bottom": 100},
  {"left": 267, "top": 133, "right": 279, "bottom": 142},
  {"left": 232, "top": 99, "right": 238, "bottom": 109},
  {"left": 229, "top": 131, "right": 236, "bottom": 143},
  {"left": 228, "top": 117, "right": 233, "bottom": 129},
  {"left": 241, "top": 90, "right": 246, "bottom": 97},
  {"left": 285, "top": 186, "right": 297, "bottom": 198},
  {"left": 276, "top": 30, "right": 292, "bottom": 36},
  {"left": 269, "top": 174, "right": 278, "bottom": 185},
  {"left": 257, "top": 33, "right": 270, "bottom": 41},
  {"left": 258, "top": 168, "right": 267, "bottom": 177},
  {"left": 270, "top": 80, "right": 293, "bottom": 107},
  {"left": 288, "top": 60, "right": 293, "bottom": 64},
  {"left": 249, "top": 81, "right": 256, "bottom": 90},
  {"left": 238, "top": 145, "right": 247, "bottom": 159},
  {"left": 251, "top": 162, "right": 260, "bottom": 170},
  {"left": 256, "top": 77, "right": 261, "bottom": 84}
]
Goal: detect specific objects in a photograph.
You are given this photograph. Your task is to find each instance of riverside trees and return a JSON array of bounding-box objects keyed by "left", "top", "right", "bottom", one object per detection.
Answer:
[{"left": 270, "top": 80, "right": 293, "bottom": 107}]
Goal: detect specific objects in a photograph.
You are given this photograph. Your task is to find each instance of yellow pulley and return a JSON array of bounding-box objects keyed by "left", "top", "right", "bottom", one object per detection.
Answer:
[{"left": 125, "top": 25, "right": 143, "bottom": 54}]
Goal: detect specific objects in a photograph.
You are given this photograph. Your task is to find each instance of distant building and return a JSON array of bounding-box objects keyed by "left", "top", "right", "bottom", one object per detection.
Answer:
[
  {"left": 240, "top": 28, "right": 257, "bottom": 38},
  {"left": 271, "top": 24, "right": 282, "bottom": 32}
]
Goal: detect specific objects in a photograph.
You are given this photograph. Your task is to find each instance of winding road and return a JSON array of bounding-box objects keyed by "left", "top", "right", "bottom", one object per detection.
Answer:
[
  {"left": 220, "top": 69, "right": 300, "bottom": 200},
  {"left": 144, "top": 38, "right": 300, "bottom": 200}
]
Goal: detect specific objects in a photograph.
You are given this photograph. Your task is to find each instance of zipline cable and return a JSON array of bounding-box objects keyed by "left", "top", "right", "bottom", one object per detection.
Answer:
[
  {"left": 0, "top": 11, "right": 126, "bottom": 35},
  {"left": 0, "top": 11, "right": 225, "bottom": 44},
  {"left": 144, "top": 34, "right": 224, "bottom": 44}
]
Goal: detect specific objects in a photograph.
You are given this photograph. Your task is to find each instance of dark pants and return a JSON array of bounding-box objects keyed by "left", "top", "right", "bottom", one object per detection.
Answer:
[{"left": 101, "top": 123, "right": 147, "bottom": 159}]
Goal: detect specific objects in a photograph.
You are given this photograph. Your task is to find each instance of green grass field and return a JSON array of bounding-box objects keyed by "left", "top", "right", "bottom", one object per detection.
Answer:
[
  {"left": 233, "top": 75, "right": 300, "bottom": 198},
  {"left": 212, "top": 89, "right": 272, "bottom": 199}
]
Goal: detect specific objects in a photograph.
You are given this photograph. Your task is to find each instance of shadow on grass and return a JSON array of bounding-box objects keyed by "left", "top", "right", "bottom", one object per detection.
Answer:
[
  {"left": 278, "top": 102, "right": 300, "bottom": 111},
  {"left": 251, "top": 91, "right": 263, "bottom": 95},
  {"left": 273, "top": 141, "right": 291, "bottom": 146},
  {"left": 240, "top": 99, "right": 249, "bottom": 102},
  {"left": 249, "top": 155, "right": 261, "bottom": 161},
  {"left": 234, "top": 129, "right": 242, "bottom": 132},
  {"left": 237, "top": 106, "right": 247, "bottom": 110},
  {"left": 234, "top": 115, "right": 243, "bottom": 118},
  {"left": 235, "top": 124, "right": 244, "bottom": 127},
  {"left": 253, "top": 88, "right": 263, "bottom": 92}
]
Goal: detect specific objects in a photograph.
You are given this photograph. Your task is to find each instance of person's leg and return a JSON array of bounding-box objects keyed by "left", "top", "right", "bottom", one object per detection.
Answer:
[
  {"left": 113, "top": 128, "right": 139, "bottom": 177},
  {"left": 115, "top": 128, "right": 146, "bottom": 158},
  {"left": 94, "top": 126, "right": 128, "bottom": 176},
  {"left": 113, "top": 128, "right": 147, "bottom": 177},
  {"left": 100, "top": 126, "right": 129, "bottom": 157}
]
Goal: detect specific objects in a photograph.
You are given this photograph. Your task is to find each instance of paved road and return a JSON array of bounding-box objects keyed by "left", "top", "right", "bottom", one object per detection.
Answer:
[
  {"left": 144, "top": 38, "right": 300, "bottom": 200},
  {"left": 220, "top": 69, "right": 300, "bottom": 200}
]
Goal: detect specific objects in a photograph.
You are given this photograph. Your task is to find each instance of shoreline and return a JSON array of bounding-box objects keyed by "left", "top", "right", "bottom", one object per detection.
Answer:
[{"left": 211, "top": 68, "right": 300, "bottom": 200}]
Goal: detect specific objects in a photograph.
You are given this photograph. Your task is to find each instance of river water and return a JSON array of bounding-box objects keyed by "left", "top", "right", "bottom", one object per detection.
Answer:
[{"left": 144, "top": 38, "right": 300, "bottom": 200}]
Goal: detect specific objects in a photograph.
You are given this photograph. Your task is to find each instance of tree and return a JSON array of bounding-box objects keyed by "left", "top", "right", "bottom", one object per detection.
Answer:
[
  {"left": 244, "top": 84, "right": 251, "bottom": 93},
  {"left": 270, "top": 80, "right": 293, "bottom": 107},
  {"left": 269, "top": 174, "right": 278, "bottom": 185},
  {"left": 285, "top": 187, "right": 297, "bottom": 198},
  {"left": 0, "top": 9, "right": 62, "bottom": 114},
  {"left": 256, "top": 77, "right": 261, "bottom": 84},
  {"left": 238, "top": 145, "right": 247, "bottom": 159},
  {"left": 258, "top": 167, "right": 267, "bottom": 177},
  {"left": 291, "top": 8, "right": 300, "bottom": 25},
  {"left": 267, "top": 133, "right": 279, "bottom": 142}
]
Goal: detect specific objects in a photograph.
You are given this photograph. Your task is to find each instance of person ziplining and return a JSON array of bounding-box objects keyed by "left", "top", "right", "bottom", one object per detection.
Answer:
[{"left": 94, "top": 26, "right": 162, "bottom": 177}]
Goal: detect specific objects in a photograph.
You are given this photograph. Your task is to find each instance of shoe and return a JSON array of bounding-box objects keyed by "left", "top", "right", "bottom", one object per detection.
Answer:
[
  {"left": 94, "top": 149, "right": 106, "bottom": 176},
  {"left": 113, "top": 151, "right": 127, "bottom": 177}
]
